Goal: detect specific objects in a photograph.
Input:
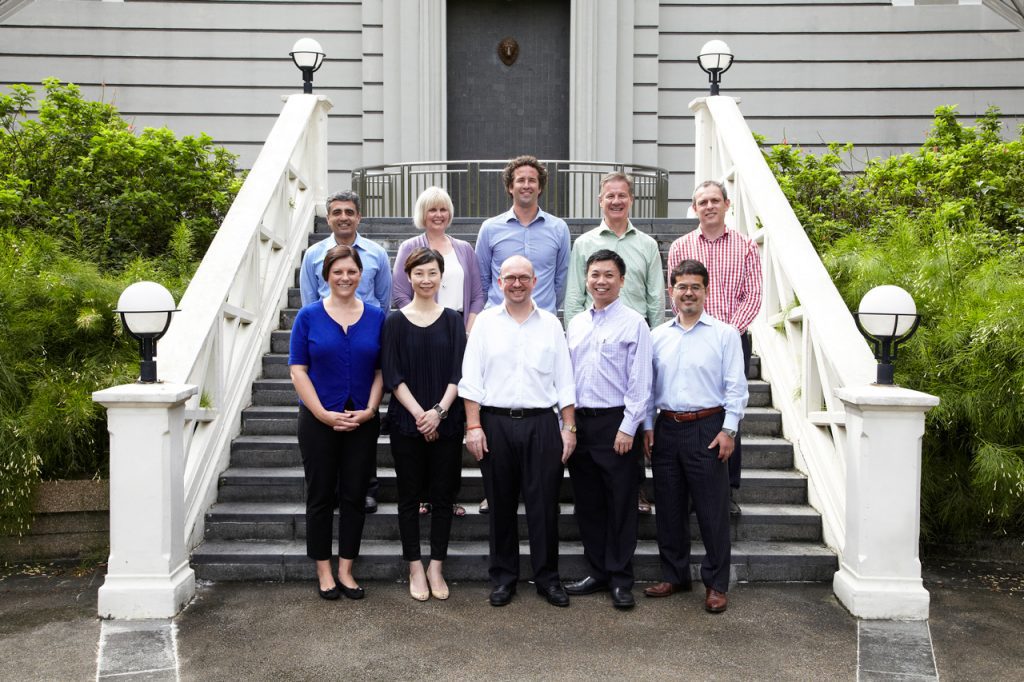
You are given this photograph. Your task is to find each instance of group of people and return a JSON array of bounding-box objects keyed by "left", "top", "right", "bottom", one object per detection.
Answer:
[{"left": 288, "top": 156, "right": 762, "bottom": 615}]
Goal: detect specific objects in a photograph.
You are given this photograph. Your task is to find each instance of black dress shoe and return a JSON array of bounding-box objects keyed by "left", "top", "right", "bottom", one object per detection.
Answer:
[
  {"left": 364, "top": 496, "right": 378, "bottom": 514},
  {"left": 317, "top": 581, "right": 340, "bottom": 601},
  {"left": 537, "top": 583, "right": 570, "bottom": 607},
  {"left": 611, "top": 587, "right": 635, "bottom": 610},
  {"left": 489, "top": 583, "right": 516, "bottom": 607},
  {"left": 564, "top": 576, "right": 609, "bottom": 596},
  {"left": 339, "top": 583, "right": 365, "bottom": 600}
]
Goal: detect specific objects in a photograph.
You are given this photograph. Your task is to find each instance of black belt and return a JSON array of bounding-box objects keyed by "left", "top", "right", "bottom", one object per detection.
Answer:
[
  {"left": 480, "top": 405, "right": 554, "bottom": 419},
  {"left": 577, "top": 406, "right": 625, "bottom": 417}
]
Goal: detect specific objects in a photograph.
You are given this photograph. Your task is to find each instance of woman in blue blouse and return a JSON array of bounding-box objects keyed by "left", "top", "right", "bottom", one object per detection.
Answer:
[
  {"left": 381, "top": 248, "right": 467, "bottom": 601},
  {"left": 289, "top": 244, "right": 385, "bottom": 600}
]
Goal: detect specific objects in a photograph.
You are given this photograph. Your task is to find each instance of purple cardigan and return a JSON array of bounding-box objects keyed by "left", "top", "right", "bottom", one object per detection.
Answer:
[{"left": 391, "top": 234, "right": 485, "bottom": 328}]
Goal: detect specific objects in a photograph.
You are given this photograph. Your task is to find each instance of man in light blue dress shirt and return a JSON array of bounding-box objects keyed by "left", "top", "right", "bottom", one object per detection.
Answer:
[
  {"left": 299, "top": 190, "right": 392, "bottom": 310},
  {"left": 643, "top": 259, "right": 748, "bottom": 614},
  {"left": 475, "top": 156, "right": 570, "bottom": 315}
]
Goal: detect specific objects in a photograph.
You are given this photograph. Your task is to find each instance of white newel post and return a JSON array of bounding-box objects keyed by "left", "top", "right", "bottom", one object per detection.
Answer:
[
  {"left": 93, "top": 383, "right": 198, "bottom": 619},
  {"left": 832, "top": 385, "right": 940, "bottom": 619}
]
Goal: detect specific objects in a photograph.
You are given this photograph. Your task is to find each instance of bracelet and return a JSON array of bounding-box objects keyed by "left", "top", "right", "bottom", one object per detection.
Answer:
[{"left": 466, "top": 424, "right": 483, "bottom": 432}]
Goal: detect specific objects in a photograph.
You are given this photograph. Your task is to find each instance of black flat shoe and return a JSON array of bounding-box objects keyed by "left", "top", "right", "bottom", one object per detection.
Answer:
[
  {"left": 564, "top": 576, "right": 609, "bottom": 596},
  {"left": 339, "top": 583, "right": 365, "bottom": 600},
  {"left": 537, "top": 583, "right": 570, "bottom": 607},
  {"left": 611, "top": 587, "right": 635, "bottom": 610},
  {"left": 318, "top": 581, "right": 340, "bottom": 600},
  {"left": 489, "top": 583, "right": 516, "bottom": 607},
  {"left": 364, "top": 496, "right": 378, "bottom": 514}
]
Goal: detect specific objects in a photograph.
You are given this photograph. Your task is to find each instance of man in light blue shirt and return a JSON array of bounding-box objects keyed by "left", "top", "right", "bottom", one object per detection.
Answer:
[
  {"left": 299, "top": 190, "right": 392, "bottom": 310},
  {"left": 476, "top": 156, "right": 570, "bottom": 314},
  {"left": 642, "top": 259, "right": 747, "bottom": 614}
]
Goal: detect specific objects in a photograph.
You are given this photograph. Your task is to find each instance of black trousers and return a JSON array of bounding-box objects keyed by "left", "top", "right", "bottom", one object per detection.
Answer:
[
  {"left": 297, "top": 404, "right": 379, "bottom": 561},
  {"left": 730, "top": 331, "right": 752, "bottom": 489},
  {"left": 479, "top": 409, "right": 563, "bottom": 589},
  {"left": 391, "top": 431, "right": 463, "bottom": 562},
  {"left": 651, "top": 411, "right": 731, "bottom": 592},
  {"left": 568, "top": 407, "right": 639, "bottom": 588}
]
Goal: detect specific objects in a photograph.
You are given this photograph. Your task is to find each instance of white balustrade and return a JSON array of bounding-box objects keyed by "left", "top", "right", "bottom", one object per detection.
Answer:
[
  {"left": 690, "top": 97, "right": 940, "bottom": 619},
  {"left": 158, "top": 93, "right": 332, "bottom": 549}
]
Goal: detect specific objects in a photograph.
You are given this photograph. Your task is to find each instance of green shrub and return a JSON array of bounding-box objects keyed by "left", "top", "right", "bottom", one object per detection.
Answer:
[
  {"left": 0, "top": 81, "right": 240, "bottom": 535},
  {"left": 763, "top": 107, "right": 1024, "bottom": 541}
]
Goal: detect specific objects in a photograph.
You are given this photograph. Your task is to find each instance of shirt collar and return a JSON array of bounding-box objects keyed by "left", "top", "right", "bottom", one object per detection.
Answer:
[
  {"left": 668, "top": 310, "right": 714, "bottom": 331},
  {"left": 502, "top": 206, "right": 548, "bottom": 228},
  {"left": 697, "top": 226, "right": 732, "bottom": 244},
  {"left": 589, "top": 297, "right": 623, "bottom": 319},
  {"left": 498, "top": 298, "right": 540, "bottom": 321},
  {"left": 597, "top": 220, "right": 636, "bottom": 237}
]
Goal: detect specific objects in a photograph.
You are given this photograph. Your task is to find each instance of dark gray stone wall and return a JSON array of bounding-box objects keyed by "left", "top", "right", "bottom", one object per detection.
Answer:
[{"left": 446, "top": 0, "right": 570, "bottom": 162}]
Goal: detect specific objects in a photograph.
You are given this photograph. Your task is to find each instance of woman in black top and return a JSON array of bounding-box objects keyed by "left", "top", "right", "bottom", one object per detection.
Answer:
[{"left": 381, "top": 248, "right": 466, "bottom": 601}]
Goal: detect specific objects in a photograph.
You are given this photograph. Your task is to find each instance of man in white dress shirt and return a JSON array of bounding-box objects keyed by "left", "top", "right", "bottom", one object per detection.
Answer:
[{"left": 459, "top": 255, "right": 577, "bottom": 608}]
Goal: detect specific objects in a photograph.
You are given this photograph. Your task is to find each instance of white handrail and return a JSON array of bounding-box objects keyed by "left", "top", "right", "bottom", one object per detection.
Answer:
[
  {"left": 690, "top": 95, "right": 876, "bottom": 551},
  {"left": 158, "top": 93, "right": 332, "bottom": 549}
]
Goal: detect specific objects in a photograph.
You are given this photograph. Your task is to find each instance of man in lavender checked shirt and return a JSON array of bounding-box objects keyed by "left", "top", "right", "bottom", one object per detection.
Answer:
[{"left": 563, "top": 249, "right": 652, "bottom": 610}]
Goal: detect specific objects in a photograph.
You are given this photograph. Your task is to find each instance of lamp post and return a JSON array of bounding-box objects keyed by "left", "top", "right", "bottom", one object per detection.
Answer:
[
  {"left": 697, "top": 39, "right": 734, "bottom": 96},
  {"left": 116, "top": 281, "right": 178, "bottom": 384},
  {"left": 853, "top": 285, "right": 920, "bottom": 385},
  {"left": 290, "top": 37, "right": 326, "bottom": 94}
]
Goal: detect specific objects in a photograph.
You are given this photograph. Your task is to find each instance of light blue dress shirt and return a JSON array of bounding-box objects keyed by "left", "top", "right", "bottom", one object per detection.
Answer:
[
  {"left": 645, "top": 312, "right": 748, "bottom": 432},
  {"left": 299, "top": 233, "right": 392, "bottom": 310},
  {"left": 475, "top": 208, "right": 570, "bottom": 314}
]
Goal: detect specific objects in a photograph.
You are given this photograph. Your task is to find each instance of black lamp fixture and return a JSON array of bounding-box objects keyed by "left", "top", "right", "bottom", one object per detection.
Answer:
[
  {"left": 116, "top": 282, "right": 179, "bottom": 384},
  {"left": 290, "top": 38, "right": 326, "bottom": 94},
  {"left": 853, "top": 285, "right": 921, "bottom": 385},
  {"left": 697, "top": 39, "right": 734, "bottom": 96}
]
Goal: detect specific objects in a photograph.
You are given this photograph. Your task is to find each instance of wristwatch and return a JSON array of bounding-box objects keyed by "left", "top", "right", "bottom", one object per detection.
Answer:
[
  {"left": 721, "top": 427, "right": 737, "bottom": 438},
  {"left": 562, "top": 424, "right": 577, "bottom": 434},
  {"left": 432, "top": 403, "right": 448, "bottom": 420}
]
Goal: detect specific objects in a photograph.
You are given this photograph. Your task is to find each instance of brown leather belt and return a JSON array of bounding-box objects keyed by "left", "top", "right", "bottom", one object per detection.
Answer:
[{"left": 659, "top": 406, "right": 724, "bottom": 423}]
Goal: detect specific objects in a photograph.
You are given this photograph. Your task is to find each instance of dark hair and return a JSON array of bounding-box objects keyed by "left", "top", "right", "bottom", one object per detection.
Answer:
[
  {"left": 692, "top": 180, "right": 728, "bottom": 203},
  {"left": 502, "top": 155, "right": 548, "bottom": 194},
  {"left": 600, "top": 171, "right": 634, "bottom": 197},
  {"left": 322, "top": 244, "right": 363, "bottom": 280},
  {"left": 669, "top": 259, "right": 709, "bottom": 287},
  {"left": 326, "top": 189, "right": 361, "bottom": 215},
  {"left": 403, "top": 247, "right": 445, "bottom": 277},
  {"left": 586, "top": 249, "right": 626, "bottom": 277}
]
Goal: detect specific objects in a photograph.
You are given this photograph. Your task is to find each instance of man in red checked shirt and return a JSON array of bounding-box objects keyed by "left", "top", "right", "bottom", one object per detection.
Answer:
[{"left": 666, "top": 180, "right": 762, "bottom": 515}]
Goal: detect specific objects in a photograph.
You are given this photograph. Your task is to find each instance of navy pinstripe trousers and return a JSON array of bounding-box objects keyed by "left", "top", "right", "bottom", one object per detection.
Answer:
[{"left": 651, "top": 410, "right": 731, "bottom": 592}]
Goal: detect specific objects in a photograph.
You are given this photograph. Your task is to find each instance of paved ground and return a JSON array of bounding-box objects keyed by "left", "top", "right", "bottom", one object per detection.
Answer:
[{"left": 1, "top": 558, "right": 1022, "bottom": 681}]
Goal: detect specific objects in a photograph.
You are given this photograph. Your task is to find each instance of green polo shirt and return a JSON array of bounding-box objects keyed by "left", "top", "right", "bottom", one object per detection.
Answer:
[{"left": 564, "top": 221, "right": 665, "bottom": 329}]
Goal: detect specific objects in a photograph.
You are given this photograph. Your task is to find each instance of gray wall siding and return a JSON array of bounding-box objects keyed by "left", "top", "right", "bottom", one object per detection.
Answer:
[
  {"left": 1, "top": 1, "right": 1022, "bottom": 215},
  {"left": 656, "top": 1, "right": 1024, "bottom": 212}
]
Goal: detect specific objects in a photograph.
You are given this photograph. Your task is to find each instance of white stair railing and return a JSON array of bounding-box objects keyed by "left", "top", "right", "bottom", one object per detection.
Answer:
[
  {"left": 159, "top": 93, "right": 332, "bottom": 549},
  {"left": 690, "top": 95, "right": 877, "bottom": 551}
]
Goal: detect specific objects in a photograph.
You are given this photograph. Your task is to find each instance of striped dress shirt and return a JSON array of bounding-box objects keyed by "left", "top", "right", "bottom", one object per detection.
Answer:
[
  {"left": 566, "top": 299, "right": 653, "bottom": 437},
  {"left": 666, "top": 227, "right": 762, "bottom": 334}
]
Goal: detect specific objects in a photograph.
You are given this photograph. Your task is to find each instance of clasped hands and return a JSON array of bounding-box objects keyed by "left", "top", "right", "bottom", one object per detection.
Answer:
[{"left": 319, "top": 407, "right": 374, "bottom": 432}]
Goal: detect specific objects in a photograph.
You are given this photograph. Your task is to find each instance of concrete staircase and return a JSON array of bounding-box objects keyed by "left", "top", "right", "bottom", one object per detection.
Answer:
[{"left": 191, "top": 217, "right": 837, "bottom": 582}]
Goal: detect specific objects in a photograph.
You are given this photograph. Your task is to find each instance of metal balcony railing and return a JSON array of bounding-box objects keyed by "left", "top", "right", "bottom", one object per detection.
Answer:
[{"left": 351, "top": 160, "right": 669, "bottom": 219}]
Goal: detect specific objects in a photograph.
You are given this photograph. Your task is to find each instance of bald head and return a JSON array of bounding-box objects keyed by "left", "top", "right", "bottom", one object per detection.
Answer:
[{"left": 498, "top": 255, "right": 536, "bottom": 306}]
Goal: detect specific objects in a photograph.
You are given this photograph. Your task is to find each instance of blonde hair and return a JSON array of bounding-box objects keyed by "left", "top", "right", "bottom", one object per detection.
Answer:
[{"left": 413, "top": 186, "right": 455, "bottom": 230}]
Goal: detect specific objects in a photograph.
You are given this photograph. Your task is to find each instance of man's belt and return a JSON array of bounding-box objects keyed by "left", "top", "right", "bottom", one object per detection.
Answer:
[
  {"left": 577, "top": 406, "right": 625, "bottom": 417},
  {"left": 481, "top": 405, "right": 554, "bottom": 419},
  {"left": 659, "top": 406, "right": 724, "bottom": 423}
]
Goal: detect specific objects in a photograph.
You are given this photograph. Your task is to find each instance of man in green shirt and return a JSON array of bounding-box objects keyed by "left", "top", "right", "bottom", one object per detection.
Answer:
[
  {"left": 564, "top": 172, "right": 664, "bottom": 329},
  {"left": 564, "top": 172, "right": 665, "bottom": 514}
]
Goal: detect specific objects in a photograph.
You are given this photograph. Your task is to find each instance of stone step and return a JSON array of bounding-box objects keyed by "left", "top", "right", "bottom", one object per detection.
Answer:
[
  {"left": 190, "top": 538, "right": 837, "bottom": 583},
  {"left": 203, "top": 501, "right": 823, "bottom": 544},
  {"left": 215, "top": 466, "right": 808, "bottom": 505},
  {"left": 231, "top": 429, "right": 794, "bottom": 470}
]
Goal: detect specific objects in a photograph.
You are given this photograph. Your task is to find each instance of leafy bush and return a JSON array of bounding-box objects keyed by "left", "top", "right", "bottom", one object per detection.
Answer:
[
  {"left": 0, "top": 81, "right": 240, "bottom": 535},
  {"left": 763, "top": 107, "right": 1024, "bottom": 542}
]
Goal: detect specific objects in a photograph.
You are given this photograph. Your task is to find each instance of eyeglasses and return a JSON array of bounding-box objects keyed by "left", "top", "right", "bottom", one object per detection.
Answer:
[
  {"left": 501, "top": 275, "right": 533, "bottom": 285},
  {"left": 672, "top": 283, "right": 705, "bottom": 293}
]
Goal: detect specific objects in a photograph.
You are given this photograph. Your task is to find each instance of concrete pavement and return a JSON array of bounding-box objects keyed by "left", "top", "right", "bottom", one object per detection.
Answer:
[{"left": 1, "top": 558, "right": 1022, "bottom": 681}]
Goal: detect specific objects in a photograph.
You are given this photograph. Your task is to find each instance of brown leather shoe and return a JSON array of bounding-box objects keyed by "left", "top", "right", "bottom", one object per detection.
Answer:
[
  {"left": 705, "top": 587, "right": 728, "bottom": 613},
  {"left": 643, "top": 581, "right": 691, "bottom": 598}
]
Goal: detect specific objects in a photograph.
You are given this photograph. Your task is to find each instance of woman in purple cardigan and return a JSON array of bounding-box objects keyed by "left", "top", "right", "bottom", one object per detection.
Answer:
[{"left": 392, "top": 187, "right": 485, "bottom": 333}]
